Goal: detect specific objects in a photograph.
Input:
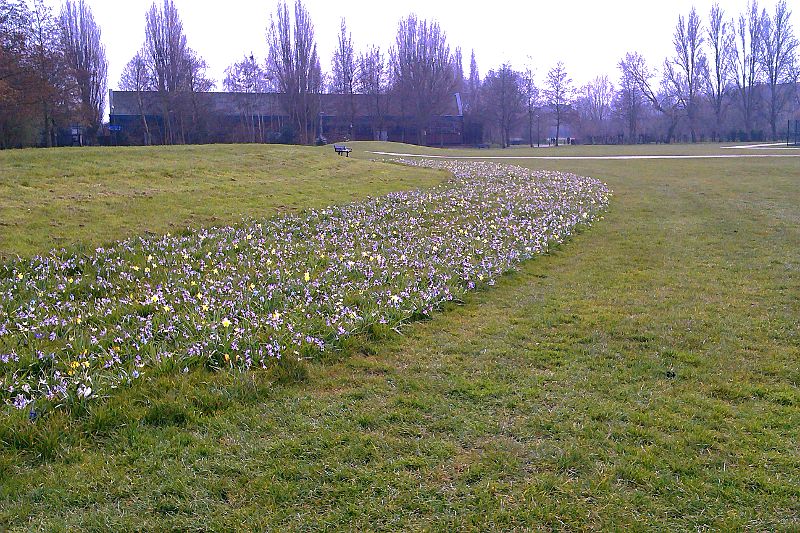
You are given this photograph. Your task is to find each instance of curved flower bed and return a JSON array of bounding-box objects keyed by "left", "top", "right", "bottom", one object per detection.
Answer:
[{"left": 0, "top": 160, "right": 610, "bottom": 410}]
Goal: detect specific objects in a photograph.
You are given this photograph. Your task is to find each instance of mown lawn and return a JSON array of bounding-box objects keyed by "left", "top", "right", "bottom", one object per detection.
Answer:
[
  {"left": 1, "top": 143, "right": 798, "bottom": 530},
  {"left": 0, "top": 144, "right": 446, "bottom": 258}
]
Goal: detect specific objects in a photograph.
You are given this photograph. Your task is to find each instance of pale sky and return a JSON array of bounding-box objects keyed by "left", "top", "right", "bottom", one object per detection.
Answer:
[{"left": 42, "top": 0, "right": 799, "bottom": 92}]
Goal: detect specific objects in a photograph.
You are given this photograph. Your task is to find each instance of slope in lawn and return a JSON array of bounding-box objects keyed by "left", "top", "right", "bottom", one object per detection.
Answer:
[{"left": 0, "top": 144, "right": 445, "bottom": 258}]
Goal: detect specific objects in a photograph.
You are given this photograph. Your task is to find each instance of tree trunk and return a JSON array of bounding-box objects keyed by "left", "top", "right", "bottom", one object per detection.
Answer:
[
  {"left": 136, "top": 91, "right": 151, "bottom": 145},
  {"left": 42, "top": 103, "right": 52, "bottom": 148},
  {"left": 555, "top": 110, "right": 560, "bottom": 147},
  {"left": 529, "top": 109, "right": 533, "bottom": 147},
  {"left": 666, "top": 116, "right": 678, "bottom": 144},
  {"left": 770, "top": 96, "right": 778, "bottom": 141}
]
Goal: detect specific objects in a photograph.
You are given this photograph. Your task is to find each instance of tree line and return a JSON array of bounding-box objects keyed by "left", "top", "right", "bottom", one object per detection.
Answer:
[
  {"left": 463, "top": 0, "right": 799, "bottom": 146},
  {"left": 221, "top": 0, "right": 800, "bottom": 146},
  {"left": 2, "top": 0, "right": 798, "bottom": 148},
  {"left": 1, "top": 0, "right": 107, "bottom": 148},
  {"left": 614, "top": 0, "right": 799, "bottom": 144},
  {"left": 220, "top": 2, "right": 460, "bottom": 145}
]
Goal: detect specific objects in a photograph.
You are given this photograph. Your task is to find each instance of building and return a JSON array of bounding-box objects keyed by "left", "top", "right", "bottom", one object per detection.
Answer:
[{"left": 108, "top": 90, "right": 464, "bottom": 146}]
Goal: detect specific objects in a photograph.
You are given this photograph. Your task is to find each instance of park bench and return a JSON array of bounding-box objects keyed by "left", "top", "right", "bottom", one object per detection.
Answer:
[{"left": 333, "top": 144, "right": 352, "bottom": 157}]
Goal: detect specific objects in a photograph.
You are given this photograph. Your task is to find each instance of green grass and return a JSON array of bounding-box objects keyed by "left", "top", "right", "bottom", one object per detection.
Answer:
[
  {"left": 1, "top": 143, "right": 798, "bottom": 530},
  {"left": 356, "top": 139, "right": 800, "bottom": 157},
  {"left": 0, "top": 144, "right": 446, "bottom": 258}
]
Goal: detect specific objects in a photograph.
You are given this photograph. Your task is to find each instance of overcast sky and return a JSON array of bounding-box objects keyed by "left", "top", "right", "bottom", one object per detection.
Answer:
[{"left": 42, "top": 0, "right": 798, "bottom": 92}]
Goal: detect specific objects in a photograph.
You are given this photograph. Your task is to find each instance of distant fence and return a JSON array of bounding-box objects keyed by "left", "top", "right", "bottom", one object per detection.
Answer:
[{"left": 789, "top": 120, "right": 800, "bottom": 146}]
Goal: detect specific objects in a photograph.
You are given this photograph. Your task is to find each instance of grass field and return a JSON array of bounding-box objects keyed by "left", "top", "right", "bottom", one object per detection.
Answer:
[
  {"left": 0, "top": 144, "right": 446, "bottom": 258},
  {"left": 1, "top": 142, "right": 798, "bottom": 530}
]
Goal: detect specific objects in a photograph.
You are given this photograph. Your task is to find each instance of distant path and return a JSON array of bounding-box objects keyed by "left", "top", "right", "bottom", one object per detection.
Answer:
[
  {"left": 370, "top": 151, "right": 800, "bottom": 160},
  {"left": 722, "top": 142, "right": 800, "bottom": 149}
]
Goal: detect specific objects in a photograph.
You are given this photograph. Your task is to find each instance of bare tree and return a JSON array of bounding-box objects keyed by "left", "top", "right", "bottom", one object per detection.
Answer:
[
  {"left": 356, "top": 45, "right": 386, "bottom": 139},
  {"left": 184, "top": 48, "right": 213, "bottom": 92},
  {"left": 579, "top": 75, "right": 614, "bottom": 142},
  {"left": 144, "top": 0, "right": 187, "bottom": 143},
  {"left": 521, "top": 64, "right": 539, "bottom": 147},
  {"left": 145, "top": 0, "right": 187, "bottom": 93},
  {"left": 482, "top": 63, "right": 523, "bottom": 147},
  {"left": 705, "top": 3, "right": 733, "bottom": 141},
  {"left": 586, "top": 76, "right": 614, "bottom": 123},
  {"left": 389, "top": 14, "right": 455, "bottom": 144},
  {"left": 732, "top": 0, "right": 764, "bottom": 136},
  {"left": 666, "top": 7, "right": 706, "bottom": 142},
  {"left": 453, "top": 46, "right": 464, "bottom": 94},
  {"left": 619, "top": 52, "right": 680, "bottom": 142},
  {"left": 120, "top": 1, "right": 212, "bottom": 145},
  {"left": 544, "top": 61, "right": 573, "bottom": 146},
  {"left": 331, "top": 18, "right": 356, "bottom": 133},
  {"left": 613, "top": 66, "right": 644, "bottom": 143},
  {"left": 356, "top": 46, "right": 385, "bottom": 95},
  {"left": 331, "top": 19, "right": 355, "bottom": 93},
  {"left": 465, "top": 49, "right": 480, "bottom": 115},
  {"left": 760, "top": 0, "right": 798, "bottom": 140},
  {"left": 184, "top": 48, "right": 215, "bottom": 143},
  {"left": 59, "top": 0, "right": 107, "bottom": 142},
  {"left": 223, "top": 54, "right": 270, "bottom": 93},
  {"left": 119, "top": 49, "right": 154, "bottom": 144},
  {"left": 223, "top": 54, "right": 270, "bottom": 143},
  {"left": 266, "top": 0, "right": 322, "bottom": 144}
]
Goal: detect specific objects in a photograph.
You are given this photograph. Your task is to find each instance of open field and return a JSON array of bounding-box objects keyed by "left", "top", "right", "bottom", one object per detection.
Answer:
[{"left": 1, "top": 143, "right": 799, "bottom": 530}]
